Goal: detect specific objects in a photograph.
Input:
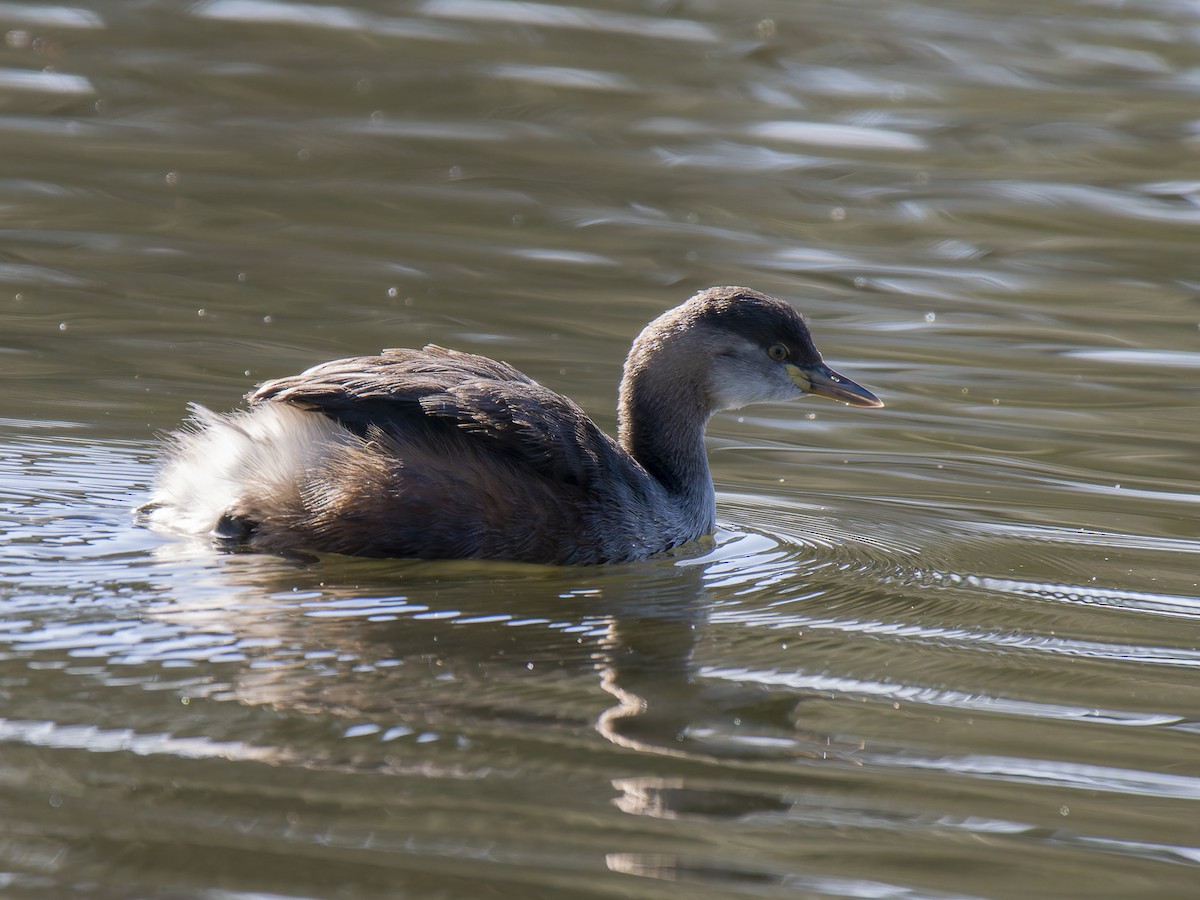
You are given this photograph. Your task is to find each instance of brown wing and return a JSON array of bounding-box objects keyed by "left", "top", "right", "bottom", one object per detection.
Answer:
[
  {"left": 248, "top": 345, "right": 536, "bottom": 407},
  {"left": 247, "top": 344, "right": 628, "bottom": 491}
]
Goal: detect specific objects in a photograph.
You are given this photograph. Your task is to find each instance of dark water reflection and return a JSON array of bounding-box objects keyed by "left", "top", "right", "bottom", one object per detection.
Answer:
[{"left": 2, "top": 0, "right": 1199, "bottom": 896}]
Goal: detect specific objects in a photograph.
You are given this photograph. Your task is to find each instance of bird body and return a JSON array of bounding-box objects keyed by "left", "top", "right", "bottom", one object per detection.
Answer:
[{"left": 144, "top": 287, "right": 881, "bottom": 564}]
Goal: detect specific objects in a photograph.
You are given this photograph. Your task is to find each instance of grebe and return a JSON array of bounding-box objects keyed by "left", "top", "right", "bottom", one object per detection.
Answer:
[{"left": 144, "top": 286, "right": 882, "bottom": 564}]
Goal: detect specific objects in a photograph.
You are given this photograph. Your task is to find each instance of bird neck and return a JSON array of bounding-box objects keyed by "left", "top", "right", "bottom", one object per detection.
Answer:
[{"left": 617, "top": 348, "right": 716, "bottom": 524}]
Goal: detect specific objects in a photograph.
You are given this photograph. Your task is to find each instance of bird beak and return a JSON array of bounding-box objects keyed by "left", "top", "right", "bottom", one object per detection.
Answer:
[{"left": 787, "top": 362, "right": 884, "bottom": 408}]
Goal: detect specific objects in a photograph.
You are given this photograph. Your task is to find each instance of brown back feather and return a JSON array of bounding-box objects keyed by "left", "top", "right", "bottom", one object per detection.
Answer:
[{"left": 247, "top": 344, "right": 633, "bottom": 491}]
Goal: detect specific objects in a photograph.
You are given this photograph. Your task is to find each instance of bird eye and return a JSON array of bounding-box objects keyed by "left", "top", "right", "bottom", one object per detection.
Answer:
[{"left": 767, "top": 343, "right": 789, "bottom": 361}]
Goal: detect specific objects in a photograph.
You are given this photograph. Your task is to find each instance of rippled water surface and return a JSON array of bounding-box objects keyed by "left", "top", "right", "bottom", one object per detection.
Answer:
[{"left": 2, "top": 0, "right": 1199, "bottom": 897}]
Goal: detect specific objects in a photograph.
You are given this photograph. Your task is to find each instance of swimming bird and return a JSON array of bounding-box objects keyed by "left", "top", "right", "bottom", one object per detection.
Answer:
[{"left": 144, "top": 286, "right": 882, "bottom": 564}]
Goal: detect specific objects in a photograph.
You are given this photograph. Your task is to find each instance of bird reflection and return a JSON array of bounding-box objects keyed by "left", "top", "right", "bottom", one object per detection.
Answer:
[{"left": 143, "top": 533, "right": 866, "bottom": 890}]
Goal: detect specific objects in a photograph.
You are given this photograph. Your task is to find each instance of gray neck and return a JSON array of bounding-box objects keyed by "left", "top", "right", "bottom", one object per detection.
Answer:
[{"left": 617, "top": 349, "right": 716, "bottom": 531}]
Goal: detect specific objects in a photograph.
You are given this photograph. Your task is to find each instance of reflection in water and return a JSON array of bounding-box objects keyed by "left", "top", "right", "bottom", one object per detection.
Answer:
[
  {"left": 138, "top": 531, "right": 883, "bottom": 889},
  {"left": 135, "top": 523, "right": 869, "bottom": 765},
  {"left": 593, "top": 578, "right": 865, "bottom": 766}
]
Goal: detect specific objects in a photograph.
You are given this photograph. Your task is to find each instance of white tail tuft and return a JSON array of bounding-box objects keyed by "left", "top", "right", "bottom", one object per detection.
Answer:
[{"left": 146, "top": 403, "right": 355, "bottom": 535}]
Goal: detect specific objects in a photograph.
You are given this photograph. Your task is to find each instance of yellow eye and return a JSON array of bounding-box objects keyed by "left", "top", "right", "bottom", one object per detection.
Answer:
[{"left": 767, "top": 343, "right": 789, "bottom": 361}]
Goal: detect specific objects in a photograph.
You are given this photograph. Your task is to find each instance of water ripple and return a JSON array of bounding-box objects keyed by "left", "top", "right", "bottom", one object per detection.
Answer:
[
  {"left": 193, "top": 0, "right": 464, "bottom": 41},
  {"left": 0, "top": 2, "right": 103, "bottom": 28},
  {"left": 0, "top": 716, "right": 275, "bottom": 761},
  {"left": 750, "top": 121, "right": 930, "bottom": 153},
  {"left": 970, "top": 575, "right": 1200, "bottom": 620},
  {"left": 490, "top": 64, "right": 634, "bottom": 92},
  {"left": 700, "top": 666, "right": 1184, "bottom": 728},
  {"left": 881, "top": 752, "right": 1200, "bottom": 801},
  {"left": 0, "top": 69, "right": 95, "bottom": 96},
  {"left": 419, "top": 0, "right": 722, "bottom": 43},
  {"left": 709, "top": 607, "right": 1200, "bottom": 669}
]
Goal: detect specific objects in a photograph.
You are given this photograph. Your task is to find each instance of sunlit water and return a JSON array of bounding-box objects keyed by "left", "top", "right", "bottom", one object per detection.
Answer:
[{"left": 2, "top": 0, "right": 1198, "bottom": 897}]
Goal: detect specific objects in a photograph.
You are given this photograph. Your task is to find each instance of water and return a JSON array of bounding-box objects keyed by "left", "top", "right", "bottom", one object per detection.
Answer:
[{"left": 2, "top": 0, "right": 1199, "bottom": 897}]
